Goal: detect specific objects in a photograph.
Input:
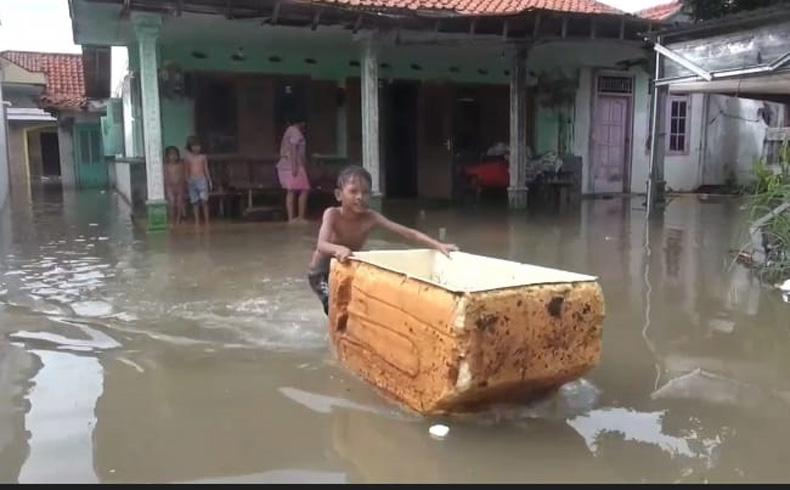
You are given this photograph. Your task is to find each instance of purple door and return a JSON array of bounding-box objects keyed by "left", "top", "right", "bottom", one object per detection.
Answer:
[{"left": 591, "top": 95, "right": 629, "bottom": 193}]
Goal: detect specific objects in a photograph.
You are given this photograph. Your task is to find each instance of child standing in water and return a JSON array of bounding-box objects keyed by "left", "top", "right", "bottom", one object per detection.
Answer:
[
  {"left": 309, "top": 166, "right": 458, "bottom": 315},
  {"left": 164, "top": 146, "right": 185, "bottom": 227},
  {"left": 184, "top": 136, "right": 212, "bottom": 226}
]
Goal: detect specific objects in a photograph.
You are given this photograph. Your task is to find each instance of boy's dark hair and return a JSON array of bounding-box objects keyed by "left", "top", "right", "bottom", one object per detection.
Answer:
[
  {"left": 165, "top": 146, "right": 180, "bottom": 158},
  {"left": 337, "top": 165, "right": 372, "bottom": 190},
  {"left": 185, "top": 135, "right": 201, "bottom": 151}
]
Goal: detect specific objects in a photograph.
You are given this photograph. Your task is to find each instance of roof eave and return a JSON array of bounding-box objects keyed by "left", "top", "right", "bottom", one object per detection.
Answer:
[{"left": 645, "top": 4, "right": 790, "bottom": 41}]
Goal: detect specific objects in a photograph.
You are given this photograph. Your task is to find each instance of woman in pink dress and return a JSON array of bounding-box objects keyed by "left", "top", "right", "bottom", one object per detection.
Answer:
[{"left": 276, "top": 119, "right": 310, "bottom": 223}]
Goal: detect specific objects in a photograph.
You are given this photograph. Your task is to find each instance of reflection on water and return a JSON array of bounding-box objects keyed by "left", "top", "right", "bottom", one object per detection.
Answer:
[
  {"left": 0, "top": 187, "right": 789, "bottom": 483},
  {"left": 568, "top": 408, "right": 701, "bottom": 458},
  {"left": 18, "top": 350, "right": 102, "bottom": 483}
]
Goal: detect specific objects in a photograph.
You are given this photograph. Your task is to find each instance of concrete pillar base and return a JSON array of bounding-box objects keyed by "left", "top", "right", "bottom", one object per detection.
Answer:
[
  {"left": 508, "top": 187, "right": 528, "bottom": 210},
  {"left": 146, "top": 199, "right": 168, "bottom": 232}
]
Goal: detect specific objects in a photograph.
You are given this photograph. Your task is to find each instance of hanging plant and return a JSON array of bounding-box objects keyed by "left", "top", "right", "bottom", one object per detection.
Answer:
[
  {"left": 534, "top": 70, "right": 578, "bottom": 109},
  {"left": 534, "top": 69, "right": 578, "bottom": 155},
  {"left": 158, "top": 60, "right": 186, "bottom": 99}
]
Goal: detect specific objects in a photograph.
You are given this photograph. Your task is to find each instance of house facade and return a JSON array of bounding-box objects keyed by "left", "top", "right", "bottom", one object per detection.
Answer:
[
  {"left": 641, "top": 1, "right": 788, "bottom": 194},
  {"left": 0, "top": 51, "right": 107, "bottom": 202},
  {"left": 69, "top": 0, "right": 664, "bottom": 229}
]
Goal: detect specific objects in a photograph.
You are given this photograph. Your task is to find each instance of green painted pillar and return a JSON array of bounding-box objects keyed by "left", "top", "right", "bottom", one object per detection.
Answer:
[
  {"left": 508, "top": 46, "right": 529, "bottom": 210},
  {"left": 360, "top": 36, "right": 382, "bottom": 200},
  {"left": 132, "top": 12, "right": 168, "bottom": 231},
  {"left": 336, "top": 78, "right": 347, "bottom": 159}
]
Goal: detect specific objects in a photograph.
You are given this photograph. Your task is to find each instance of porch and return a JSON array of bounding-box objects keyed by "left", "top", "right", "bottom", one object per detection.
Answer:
[{"left": 70, "top": 0, "right": 654, "bottom": 230}]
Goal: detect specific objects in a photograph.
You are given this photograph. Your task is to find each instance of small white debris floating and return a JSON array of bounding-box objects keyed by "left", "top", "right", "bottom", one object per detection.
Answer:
[{"left": 429, "top": 424, "right": 450, "bottom": 440}]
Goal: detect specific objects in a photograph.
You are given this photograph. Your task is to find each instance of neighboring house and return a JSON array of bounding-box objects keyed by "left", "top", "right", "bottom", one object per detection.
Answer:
[
  {"left": 659, "top": 91, "right": 784, "bottom": 192},
  {"left": 637, "top": 1, "right": 787, "bottom": 193},
  {"left": 635, "top": 0, "right": 688, "bottom": 25},
  {"left": 69, "top": 0, "right": 669, "bottom": 229},
  {"left": 0, "top": 51, "right": 106, "bottom": 199}
]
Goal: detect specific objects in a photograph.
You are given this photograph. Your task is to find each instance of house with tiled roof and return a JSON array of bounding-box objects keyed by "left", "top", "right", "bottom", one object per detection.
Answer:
[
  {"left": 635, "top": 1, "right": 687, "bottom": 24},
  {"left": 0, "top": 50, "right": 106, "bottom": 197},
  {"left": 69, "top": 0, "right": 674, "bottom": 229}
]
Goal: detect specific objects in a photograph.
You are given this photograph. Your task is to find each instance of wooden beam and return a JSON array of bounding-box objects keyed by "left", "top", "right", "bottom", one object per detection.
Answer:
[
  {"left": 533, "top": 13, "right": 541, "bottom": 38},
  {"left": 434, "top": 19, "right": 442, "bottom": 33},
  {"left": 469, "top": 17, "right": 477, "bottom": 35},
  {"left": 561, "top": 16, "right": 568, "bottom": 38},
  {"left": 619, "top": 18, "right": 625, "bottom": 40},
  {"left": 271, "top": 1, "right": 281, "bottom": 25},
  {"left": 311, "top": 8, "right": 322, "bottom": 30},
  {"left": 502, "top": 19, "right": 509, "bottom": 40},
  {"left": 352, "top": 14, "right": 363, "bottom": 34},
  {"left": 590, "top": 18, "right": 597, "bottom": 39},
  {"left": 176, "top": 0, "right": 183, "bottom": 16},
  {"left": 120, "top": 0, "right": 131, "bottom": 18}
]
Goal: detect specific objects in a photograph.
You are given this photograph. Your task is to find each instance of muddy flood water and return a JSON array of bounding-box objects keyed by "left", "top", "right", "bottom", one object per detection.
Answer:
[{"left": 0, "top": 187, "right": 788, "bottom": 483}]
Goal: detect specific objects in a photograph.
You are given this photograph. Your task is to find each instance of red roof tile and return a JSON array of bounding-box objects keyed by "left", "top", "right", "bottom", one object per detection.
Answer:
[
  {"left": 635, "top": 1, "right": 683, "bottom": 21},
  {"left": 0, "top": 51, "right": 87, "bottom": 111},
  {"left": 319, "top": 0, "right": 624, "bottom": 15}
]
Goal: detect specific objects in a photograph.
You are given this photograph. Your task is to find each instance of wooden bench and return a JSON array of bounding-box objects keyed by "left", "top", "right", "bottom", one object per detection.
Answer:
[{"left": 207, "top": 155, "right": 344, "bottom": 220}]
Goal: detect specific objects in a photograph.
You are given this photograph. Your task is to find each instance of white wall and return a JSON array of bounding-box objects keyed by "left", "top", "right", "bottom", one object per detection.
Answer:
[
  {"left": 57, "top": 121, "right": 75, "bottom": 188},
  {"left": 110, "top": 161, "right": 132, "bottom": 204},
  {"left": 703, "top": 95, "right": 780, "bottom": 186},
  {"left": 663, "top": 94, "right": 783, "bottom": 191}
]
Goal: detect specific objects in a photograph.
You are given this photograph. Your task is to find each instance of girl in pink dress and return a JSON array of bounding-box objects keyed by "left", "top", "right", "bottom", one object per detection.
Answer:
[{"left": 276, "top": 120, "right": 310, "bottom": 223}]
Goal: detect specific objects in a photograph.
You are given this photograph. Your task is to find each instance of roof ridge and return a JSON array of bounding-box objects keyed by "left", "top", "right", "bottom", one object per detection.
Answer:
[{"left": 1, "top": 50, "right": 83, "bottom": 57}]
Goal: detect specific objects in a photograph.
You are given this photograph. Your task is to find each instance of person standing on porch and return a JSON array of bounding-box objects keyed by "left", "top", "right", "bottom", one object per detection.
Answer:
[
  {"left": 277, "top": 118, "right": 310, "bottom": 223},
  {"left": 164, "top": 146, "right": 186, "bottom": 227},
  {"left": 184, "top": 135, "right": 212, "bottom": 226}
]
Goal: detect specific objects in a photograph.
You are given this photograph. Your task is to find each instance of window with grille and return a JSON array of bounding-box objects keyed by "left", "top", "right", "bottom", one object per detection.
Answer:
[
  {"left": 667, "top": 95, "right": 690, "bottom": 154},
  {"left": 598, "top": 76, "right": 633, "bottom": 94}
]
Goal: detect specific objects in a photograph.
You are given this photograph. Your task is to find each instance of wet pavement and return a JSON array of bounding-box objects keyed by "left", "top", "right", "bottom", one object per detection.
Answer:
[{"left": 0, "top": 187, "right": 788, "bottom": 483}]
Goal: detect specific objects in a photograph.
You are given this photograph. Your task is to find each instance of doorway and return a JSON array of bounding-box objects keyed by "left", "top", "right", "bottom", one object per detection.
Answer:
[
  {"left": 41, "top": 132, "right": 61, "bottom": 177},
  {"left": 590, "top": 75, "right": 634, "bottom": 194},
  {"left": 74, "top": 123, "right": 108, "bottom": 189},
  {"left": 384, "top": 81, "right": 419, "bottom": 198}
]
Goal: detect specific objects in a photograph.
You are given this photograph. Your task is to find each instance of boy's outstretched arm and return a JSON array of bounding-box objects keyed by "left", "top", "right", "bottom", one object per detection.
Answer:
[
  {"left": 373, "top": 212, "right": 458, "bottom": 256},
  {"left": 316, "top": 208, "right": 352, "bottom": 261}
]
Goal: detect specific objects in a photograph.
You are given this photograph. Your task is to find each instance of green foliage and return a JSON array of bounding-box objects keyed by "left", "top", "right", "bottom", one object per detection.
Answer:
[
  {"left": 749, "top": 141, "right": 790, "bottom": 278},
  {"left": 688, "top": 0, "right": 785, "bottom": 21}
]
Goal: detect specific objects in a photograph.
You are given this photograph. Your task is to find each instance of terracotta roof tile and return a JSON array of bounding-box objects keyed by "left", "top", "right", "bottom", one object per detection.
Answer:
[
  {"left": 318, "top": 0, "right": 623, "bottom": 15},
  {"left": 635, "top": 1, "right": 683, "bottom": 21},
  {"left": 0, "top": 51, "right": 87, "bottom": 111}
]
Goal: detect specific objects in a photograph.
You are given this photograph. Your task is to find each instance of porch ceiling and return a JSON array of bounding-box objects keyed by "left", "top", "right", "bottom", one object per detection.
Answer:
[
  {"left": 71, "top": 0, "right": 648, "bottom": 84},
  {"left": 70, "top": 0, "right": 651, "bottom": 48}
]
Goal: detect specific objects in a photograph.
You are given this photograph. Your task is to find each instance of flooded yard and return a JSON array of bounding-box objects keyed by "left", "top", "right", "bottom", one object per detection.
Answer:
[{"left": 0, "top": 187, "right": 788, "bottom": 483}]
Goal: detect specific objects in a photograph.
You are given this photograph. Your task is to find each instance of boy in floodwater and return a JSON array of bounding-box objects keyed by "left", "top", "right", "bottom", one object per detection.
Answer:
[
  {"left": 164, "top": 146, "right": 185, "bottom": 226},
  {"left": 184, "top": 135, "right": 212, "bottom": 226},
  {"left": 308, "top": 166, "right": 458, "bottom": 315}
]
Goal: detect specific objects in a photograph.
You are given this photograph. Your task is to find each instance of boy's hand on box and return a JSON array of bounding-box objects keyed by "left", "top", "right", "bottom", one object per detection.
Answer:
[
  {"left": 438, "top": 243, "right": 459, "bottom": 257},
  {"left": 335, "top": 246, "right": 352, "bottom": 262}
]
